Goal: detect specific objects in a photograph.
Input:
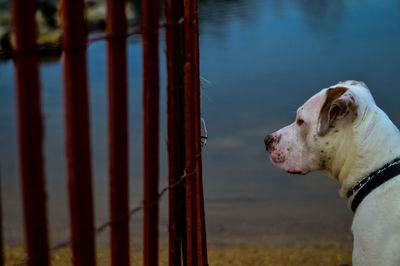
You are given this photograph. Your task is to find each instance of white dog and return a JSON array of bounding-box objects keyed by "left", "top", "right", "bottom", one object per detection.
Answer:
[{"left": 264, "top": 81, "right": 400, "bottom": 266}]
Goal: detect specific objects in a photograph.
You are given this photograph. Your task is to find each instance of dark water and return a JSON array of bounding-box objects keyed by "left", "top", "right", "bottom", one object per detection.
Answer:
[{"left": 1, "top": 0, "right": 400, "bottom": 247}]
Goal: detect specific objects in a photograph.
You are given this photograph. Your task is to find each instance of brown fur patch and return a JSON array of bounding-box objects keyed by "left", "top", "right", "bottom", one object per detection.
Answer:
[
  {"left": 350, "top": 81, "right": 368, "bottom": 88},
  {"left": 317, "top": 87, "right": 348, "bottom": 136},
  {"left": 348, "top": 94, "right": 358, "bottom": 117},
  {"left": 338, "top": 80, "right": 368, "bottom": 89}
]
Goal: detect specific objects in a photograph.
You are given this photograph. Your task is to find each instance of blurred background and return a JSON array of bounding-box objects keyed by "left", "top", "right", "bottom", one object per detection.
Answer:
[{"left": 0, "top": 0, "right": 399, "bottom": 248}]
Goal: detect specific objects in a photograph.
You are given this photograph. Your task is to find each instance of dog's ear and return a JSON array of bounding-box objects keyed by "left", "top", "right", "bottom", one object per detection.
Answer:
[{"left": 317, "top": 87, "right": 358, "bottom": 136}]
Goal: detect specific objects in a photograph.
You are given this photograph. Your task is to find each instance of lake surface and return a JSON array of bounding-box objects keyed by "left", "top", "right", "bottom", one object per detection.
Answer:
[{"left": 1, "top": 0, "right": 400, "bottom": 247}]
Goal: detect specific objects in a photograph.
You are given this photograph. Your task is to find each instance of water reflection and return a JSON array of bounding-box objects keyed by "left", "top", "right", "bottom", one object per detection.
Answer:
[{"left": 1, "top": 0, "right": 400, "bottom": 247}]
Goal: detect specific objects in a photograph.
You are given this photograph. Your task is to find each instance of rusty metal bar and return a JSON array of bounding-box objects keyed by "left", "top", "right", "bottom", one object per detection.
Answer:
[
  {"left": 11, "top": 0, "right": 50, "bottom": 265},
  {"left": 142, "top": 0, "right": 160, "bottom": 265},
  {"left": 183, "top": 0, "right": 198, "bottom": 263},
  {"left": 183, "top": 0, "right": 208, "bottom": 264},
  {"left": 106, "top": 0, "right": 130, "bottom": 265},
  {"left": 165, "top": 0, "right": 185, "bottom": 264},
  {"left": 193, "top": 8, "right": 208, "bottom": 265},
  {"left": 60, "top": 0, "right": 96, "bottom": 265},
  {"left": 195, "top": 161, "right": 208, "bottom": 265}
]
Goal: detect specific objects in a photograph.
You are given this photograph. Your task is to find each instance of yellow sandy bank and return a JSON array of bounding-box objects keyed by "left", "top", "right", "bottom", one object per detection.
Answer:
[{"left": 4, "top": 242, "right": 352, "bottom": 266}]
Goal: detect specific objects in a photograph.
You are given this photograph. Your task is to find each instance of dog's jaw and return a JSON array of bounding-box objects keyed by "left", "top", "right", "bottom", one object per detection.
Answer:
[{"left": 267, "top": 153, "right": 309, "bottom": 175}]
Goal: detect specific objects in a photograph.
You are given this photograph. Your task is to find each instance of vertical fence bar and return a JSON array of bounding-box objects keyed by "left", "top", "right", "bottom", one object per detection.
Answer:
[
  {"left": 165, "top": 0, "right": 185, "bottom": 264},
  {"left": 11, "top": 0, "right": 50, "bottom": 265},
  {"left": 183, "top": 0, "right": 208, "bottom": 264},
  {"left": 193, "top": 5, "right": 208, "bottom": 264},
  {"left": 142, "top": 0, "right": 160, "bottom": 265},
  {"left": 60, "top": 0, "right": 96, "bottom": 265},
  {"left": 106, "top": 0, "right": 130, "bottom": 265},
  {"left": 183, "top": 0, "right": 198, "bottom": 263}
]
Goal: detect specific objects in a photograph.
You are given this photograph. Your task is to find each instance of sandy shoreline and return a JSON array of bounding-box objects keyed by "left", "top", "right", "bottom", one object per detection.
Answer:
[{"left": 4, "top": 242, "right": 352, "bottom": 266}]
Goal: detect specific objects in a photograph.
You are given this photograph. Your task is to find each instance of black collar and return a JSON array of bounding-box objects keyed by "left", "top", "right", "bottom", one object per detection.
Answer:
[{"left": 347, "top": 157, "right": 400, "bottom": 213}]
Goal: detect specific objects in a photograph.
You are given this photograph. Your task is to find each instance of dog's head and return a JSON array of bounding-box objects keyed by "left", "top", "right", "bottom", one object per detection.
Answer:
[{"left": 264, "top": 81, "right": 371, "bottom": 176}]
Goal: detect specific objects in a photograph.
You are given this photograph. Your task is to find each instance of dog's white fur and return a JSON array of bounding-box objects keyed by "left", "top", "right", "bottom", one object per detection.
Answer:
[{"left": 265, "top": 81, "right": 400, "bottom": 265}]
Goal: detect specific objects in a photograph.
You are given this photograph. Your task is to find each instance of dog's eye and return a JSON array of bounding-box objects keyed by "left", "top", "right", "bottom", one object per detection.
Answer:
[{"left": 297, "top": 119, "right": 304, "bottom": 126}]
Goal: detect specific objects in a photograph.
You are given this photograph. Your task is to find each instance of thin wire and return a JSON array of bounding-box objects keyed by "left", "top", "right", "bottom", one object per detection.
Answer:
[
  {"left": 201, "top": 117, "right": 208, "bottom": 148},
  {"left": 1, "top": 15, "right": 198, "bottom": 58}
]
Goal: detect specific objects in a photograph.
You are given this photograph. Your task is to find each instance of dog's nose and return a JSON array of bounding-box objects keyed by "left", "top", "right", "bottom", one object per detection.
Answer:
[{"left": 264, "top": 134, "right": 274, "bottom": 149}]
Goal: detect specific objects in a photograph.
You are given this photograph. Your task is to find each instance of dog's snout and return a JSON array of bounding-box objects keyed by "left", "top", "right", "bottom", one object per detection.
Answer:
[{"left": 264, "top": 134, "right": 274, "bottom": 149}]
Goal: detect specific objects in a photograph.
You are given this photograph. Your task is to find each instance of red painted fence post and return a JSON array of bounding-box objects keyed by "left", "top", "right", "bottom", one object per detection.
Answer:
[
  {"left": 142, "top": 0, "right": 161, "bottom": 265},
  {"left": 193, "top": 5, "right": 209, "bottom": 264},
  {"left": 11, "top": 0, "right": 50, "bottom": 265},
  {"left": 183, "top": 0, "right": 198, "bottom": 262},
  {"left": 165, "top": 0, "right": 186, "bottom": 264},
  {"left": 60, "top": 0, "right": 96, "bottom": 265},
  {"left": 106, "top": 0, "right": 130, "bottom": 265},
  {"left": 183, "top": 0, "right": 208, "bottom": 264}
]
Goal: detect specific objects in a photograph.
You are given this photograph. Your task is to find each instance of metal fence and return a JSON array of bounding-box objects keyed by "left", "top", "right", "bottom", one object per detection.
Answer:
[{"left": 10, "top": 0, "right": 207, "bottom": 265}]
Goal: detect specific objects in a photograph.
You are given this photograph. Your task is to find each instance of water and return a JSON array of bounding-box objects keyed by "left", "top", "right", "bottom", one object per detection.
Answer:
[{"left": 1, "top": 0, "right": 400, "bottom": 247}]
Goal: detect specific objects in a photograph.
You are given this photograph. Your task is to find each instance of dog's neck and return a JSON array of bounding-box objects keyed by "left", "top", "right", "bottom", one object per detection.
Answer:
[{"left": 323, "top": 104, "right": 400, "bottom": 198}]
